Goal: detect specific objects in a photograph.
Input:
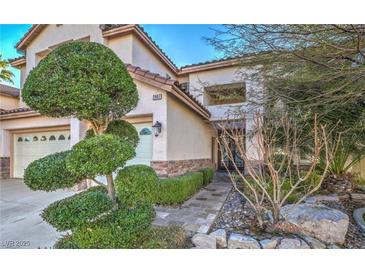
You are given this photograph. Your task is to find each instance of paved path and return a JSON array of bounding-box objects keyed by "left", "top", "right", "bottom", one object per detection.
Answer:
[
  {"left": 0, "top": 179, "right": 74, "bottom": 249},
  {"left": 153, "top": 172, "right": 232, "bottom": 234}
]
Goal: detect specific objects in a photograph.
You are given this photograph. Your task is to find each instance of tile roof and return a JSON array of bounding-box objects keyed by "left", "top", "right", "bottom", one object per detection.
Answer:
[
  {"left": 0, "top": 84, "right": 20, "bottom": 97},
  {"left": 180, "top": 56, "right": 243, "bottom": 69},
  {"left": 126, "top": 64, "right": 210, "bottom": 115},
  {"left": 0, "top": 107, "right": 32, "bottom": 115}
]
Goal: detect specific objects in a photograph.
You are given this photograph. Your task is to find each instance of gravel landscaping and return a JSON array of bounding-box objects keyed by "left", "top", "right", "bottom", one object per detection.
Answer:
[{"left": 209, "top": 188, "right": 365, "bottom": 249}]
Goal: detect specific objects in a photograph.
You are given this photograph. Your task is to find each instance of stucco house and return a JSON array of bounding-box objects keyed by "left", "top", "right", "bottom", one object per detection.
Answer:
[{"left": 0, "top": 24, "right": 263, "bottom": 179}]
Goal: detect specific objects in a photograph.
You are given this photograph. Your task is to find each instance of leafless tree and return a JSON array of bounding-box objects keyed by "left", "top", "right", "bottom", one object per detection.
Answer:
[{"left": 217, "top": 112, "right": 331, "bottom": 229}]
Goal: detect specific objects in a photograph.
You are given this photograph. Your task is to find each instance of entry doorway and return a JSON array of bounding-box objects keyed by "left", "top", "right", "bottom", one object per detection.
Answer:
[{"left": 217, "top": 130, "right": 245, "bottom": 171}]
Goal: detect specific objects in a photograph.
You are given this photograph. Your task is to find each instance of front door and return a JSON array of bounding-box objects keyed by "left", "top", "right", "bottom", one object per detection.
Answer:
[{"left": 218, "top": 131, "right": 245, "bottom": 171}]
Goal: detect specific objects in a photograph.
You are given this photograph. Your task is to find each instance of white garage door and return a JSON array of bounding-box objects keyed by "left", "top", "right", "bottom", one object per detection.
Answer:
[
  {"left": 13, "top": 130, "right": 71, "bottom": 178},
  {"left": 126, "top": 123, "right": 153, "bottom": 166}
]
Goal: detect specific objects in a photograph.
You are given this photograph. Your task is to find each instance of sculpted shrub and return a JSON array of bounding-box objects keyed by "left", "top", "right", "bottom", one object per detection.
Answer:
[
  {"left": 24, "top": 151, "right": 80, "bottom": 191},
  {"left": 85, "top": 120, "right": 139, "bottom": 148},
  {"left": 66, "top": 134, "right": 135, "bottom": 179},
  {"left": 115, "top": 165, "right": 159, "bottom": 207},
  {"left": 42, "top": 186, "right": 112, "bottom": 231}
]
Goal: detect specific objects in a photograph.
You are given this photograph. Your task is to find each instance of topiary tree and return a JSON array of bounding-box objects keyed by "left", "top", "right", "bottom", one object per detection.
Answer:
[
  {"left": 67, "top": 134, "right": 135, "bottom": 202},
  {"left": 23, "top": 41, "right": 138, "bottom": 134},
  {"left": 115, "top": 165, "right": 159, "bottom": 207},
  {"left": 24, "top": 151, "right": 80, "bottom": 191},
  {"left": 85, "top": 120, "right": 139, "bottom": 148},
  {"left": 22, "top": 41, "right": 139, "bottom": 204}
]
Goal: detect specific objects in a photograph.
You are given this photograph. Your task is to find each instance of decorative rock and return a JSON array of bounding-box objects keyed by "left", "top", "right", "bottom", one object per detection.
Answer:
[
  {"left": 353, "top": 207, "right": 365, "bottom": 233},
  {"left": 192, "top": 233, "right": 216, "bottom": 249},
  {"left": 305, "top": 195, "right": 339, "bottom": 204},
  {"left": 228, "top": 233, "right": 261, "bottom": 249},
  {"left": 327, "top": 244, "right": 341, "bottom": 249},
  {"left": 351, "top": 193, "right": 365, "bottom": 201},
  {"left": 209, "top": 229, "right": 227, "bottom": 248},
  {"left": 301, "top": 236, "right": 326, "bottom": 249},
  {"left": 260, "top": 238, "right": 280, "bottom": 249},
  {"left": 280, "top": 204, "right": 349, "bottom": 244},
  {"left": 277, "top": 238, "right": 310, "bottom": 249}
]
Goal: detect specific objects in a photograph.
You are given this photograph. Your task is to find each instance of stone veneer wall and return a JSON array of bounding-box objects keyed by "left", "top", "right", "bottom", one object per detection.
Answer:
[
  {"left": 151, "top": 158, "right": 213, "bottom": 177},
  {"left": 0, "top": 157, "right": 10, "bottom": 179}
]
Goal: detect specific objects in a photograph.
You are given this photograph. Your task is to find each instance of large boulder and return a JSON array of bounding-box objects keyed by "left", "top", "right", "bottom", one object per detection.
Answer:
[
  {"left": 192, "top": 233, "right": 216, "bottom": 249},
  {"left": 260, "top": 238, "right": 280, "bottom": 249},
  {"left": 228, "top": 233, "right": 260, "bottom": 249},
  {"left": 277, "top": 238, "right": 310, "bottom": 249},
  {"left": 280, "top": 204, "right": 349, "bottom": 244},
  {"left": 209, "top": 229, "right": 227, "bottom": 248}
]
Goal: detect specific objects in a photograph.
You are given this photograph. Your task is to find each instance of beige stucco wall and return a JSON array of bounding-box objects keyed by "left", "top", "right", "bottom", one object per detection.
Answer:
[
  {"left": 166, "top": 94, "right": 214, "bottom": 161},
  {"left": 132, "top": 37, "right": 176, "bottom": 79},
  {"left": 0, "top": 95, "right": 19, "bottom": 110},
  {"left": 106, "top": 34, "right": 134, "bottom": 65},
  {"left": 127, "top": 80, "right": 168, "bottom": 161},
  {"left": 187, "top": 66, "right": 264, "bottom": 163}
]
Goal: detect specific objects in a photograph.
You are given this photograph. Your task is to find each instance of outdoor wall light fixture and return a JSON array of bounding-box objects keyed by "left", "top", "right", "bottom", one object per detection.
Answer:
[{"left": 152, "top": 121, "right": 162, "bottom": 137}]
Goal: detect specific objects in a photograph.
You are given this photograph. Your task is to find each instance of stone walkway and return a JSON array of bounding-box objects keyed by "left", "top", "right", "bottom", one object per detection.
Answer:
[{"left": 153, "top": 172, "right": 232, "bottom": 234}]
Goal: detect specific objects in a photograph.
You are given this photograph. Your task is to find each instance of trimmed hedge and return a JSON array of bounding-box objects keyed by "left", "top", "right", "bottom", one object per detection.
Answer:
[
  {"left": 69, "top": 204, "right": 155, "bottom": 249},
  {"left": 200, "top": 167, "right": 214, "bottom": 186},
  {"left": 115, "top": 165, "right": 159, "bottom": 207},
  {"left": 24, "top": 151, "right": 80, "bottom": 192},
  {"left": 155, "top": 172, "right": 204, "bottom": 205},
  {"left": 42, "top": 186, "right": 112, "bottom": 231}
]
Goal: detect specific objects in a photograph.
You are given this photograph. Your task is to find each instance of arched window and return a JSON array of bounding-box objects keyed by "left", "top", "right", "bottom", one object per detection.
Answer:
[
  {"left": 17, "top": 137, "right": 23, "bottom": 142},
  {"left": 68, "top": 135, "right": 71, "bottom": 140},
  {"left": 49, "top": 135, "right": 56, "bottom": 141},
  {"left": 58, "top": 135, "right": 65, "bottom": 140},
  {"left": 40, "top": 136, "right": 47, "bottom": 141},
  {"left": 140, "top": 128, "right": 152, "bottom": 135},
  {"left": 24, "top": 137, "right": 31, "bottom": 142},
  {"left": 33, "top": 136, "right": 39, "bottom": 141}
]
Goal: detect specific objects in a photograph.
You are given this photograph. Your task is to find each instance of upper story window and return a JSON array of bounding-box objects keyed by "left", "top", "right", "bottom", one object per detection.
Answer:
[{"left": 204, "top": 82, "right": 246, "bottom": 106}]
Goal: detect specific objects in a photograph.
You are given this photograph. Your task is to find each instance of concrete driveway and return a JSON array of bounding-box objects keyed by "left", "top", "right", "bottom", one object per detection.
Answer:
[{"left": 0, "top": 179, "right": 74, "bottom": 249}]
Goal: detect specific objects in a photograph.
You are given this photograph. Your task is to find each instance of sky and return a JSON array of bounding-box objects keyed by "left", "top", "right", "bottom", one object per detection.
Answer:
[{"left": 0, "top": 24, "right": 225, "bottom": 88}]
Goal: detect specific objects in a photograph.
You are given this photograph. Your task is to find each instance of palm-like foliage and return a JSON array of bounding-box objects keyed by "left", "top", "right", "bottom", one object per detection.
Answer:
[{"left": 0, "top": 54, "right": 14, "bottom": 83}]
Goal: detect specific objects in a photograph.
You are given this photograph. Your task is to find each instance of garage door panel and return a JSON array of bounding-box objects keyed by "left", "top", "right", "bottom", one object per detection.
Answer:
[
  {"left": 126, "top": 123, "right": 153, "bottom": 167},
  {"left": 14, "top": 130, "right": 70, "bottom": 178}
]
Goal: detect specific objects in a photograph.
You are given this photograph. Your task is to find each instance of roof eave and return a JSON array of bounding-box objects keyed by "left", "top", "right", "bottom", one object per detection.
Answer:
[
  {"left": 10, "top": 57, "right": 26, "bottom": 68},
  {"left": 102, "top": 25, "right": 178, "bottom": 74}
]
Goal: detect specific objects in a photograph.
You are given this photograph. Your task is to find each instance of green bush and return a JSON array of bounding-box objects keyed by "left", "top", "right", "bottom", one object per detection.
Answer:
[
  {"left": 22, "top": 41, "right": 138, "bottom": 121},
  {"left": 53, "top": 234, "right": 79, "bottom": 249},
  {"left": 139, "top": 226, "right": 190, "bottom": 249},
  {"left": 85, "top": 120, "right": 139, "bottom": 148},
  {"left": 67, "top": 134, "right": 135, "bottom": 178},
  {"left": 24, "top": 151, "right": 80, "bottom": 191},
  {"left": 200, "top": 167, "right": 214, "bottom": 186},
  {"left": 155, "top": 172, "right": 204, "bottom": 205},
  {"left": 70, "top": 204, "right": 155, "bottom": 249},
  {"left": 115, "top": 165, "right": 159, "bottom": 207},
  {"left": 42, "top": 186, "right": 112, "bottom": 231}
]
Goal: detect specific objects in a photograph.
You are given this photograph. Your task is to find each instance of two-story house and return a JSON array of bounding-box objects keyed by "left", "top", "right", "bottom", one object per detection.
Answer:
[{"left": 0, "top": 24, "right": 263, "bottom": 179}]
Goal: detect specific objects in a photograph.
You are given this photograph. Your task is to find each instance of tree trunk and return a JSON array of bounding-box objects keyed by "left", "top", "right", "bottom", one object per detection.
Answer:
[{"left": 106, "top": 174, "right": 116, "bottom": 205}]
